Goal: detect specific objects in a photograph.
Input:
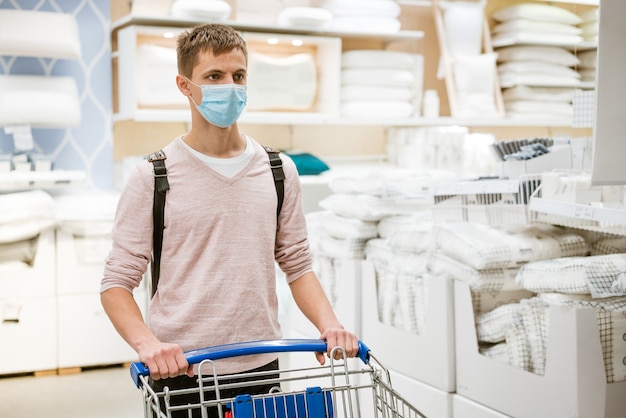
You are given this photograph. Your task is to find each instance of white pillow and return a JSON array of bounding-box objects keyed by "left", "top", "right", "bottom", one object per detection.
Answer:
[
  {"left": 321, "top": 0, "right": 401, "bottom": 18},
  {"left": 495, "top": 46, "right": 580, "bottom": 66},
  {"left": 341, "top": 85, "right": 413, "bottom": 102},
  {"left": 342, "top": 68, "right": 414, "bottom": 88},
  {"left": 492, "top": 19, "right": 582, "bottom": 35},
  {"left": 491, "top": 4, "right": 583, "bottom": 25},
  {"left": 276, "top": 7, "right": 332, "bottom": 29},
  {"left": 0, "top": 75, "right": 81, "bottom": 127},
  {"left": 502, "top": 86, "right": 576, "bottom": 102},
  {"left": 170, "top": 0, "right": 231, "bottom": 20},
  {"left": 498, "top": 61, "right": 581, "bottom": 78},
  {"left": 498, "top": 72, "right": 581, "bottom": 88},
  {"left": 342, "top": 50, "right": 414, "bottom": 69},
  {"left": 491, "top": 30, "right": 583, "bottom": 47},
  {"left": 247, "top": 52, "right": 317, "bottom": 111},
  {"left": 579, "top": 8, "right": 599, "bottom": 23},
  {"left": 0, "top": 9, "right": 80, "bottom": 59},
  {"left": 341, "top": 101, "right": 414, "bottom": 118}
]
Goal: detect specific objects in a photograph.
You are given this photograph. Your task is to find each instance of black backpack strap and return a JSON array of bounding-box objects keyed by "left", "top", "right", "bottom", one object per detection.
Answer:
[
  {"left": 148, "top": 149, "right": 169, "bottom": 297},
  {"left": 263, "top": 146, "right": 285, "bottom": 217}
]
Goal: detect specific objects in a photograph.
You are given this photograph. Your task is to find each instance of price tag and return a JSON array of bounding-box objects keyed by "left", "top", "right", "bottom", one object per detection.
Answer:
[{"left": 574, "top": 205, "right": 594, "bottom": 219}]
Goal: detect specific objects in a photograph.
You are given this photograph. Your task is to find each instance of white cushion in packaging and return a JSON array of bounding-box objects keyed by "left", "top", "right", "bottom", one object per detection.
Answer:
[
  {"left": 276, "top": 7, "right": 332, "bottom": 29},
  {"left": 246, "top": 52, "right": 317, "bottom": 111},
  {"left": 492, "top": 19, "right": 582, "bottom": 35},
  {"left": 321, "top": 0, "right": 401, "bottom": 18},
  {"left": 342, "top": 68, "right": 414, "bottom": 88},
  {"left": 0, "top": 75, "right": 81, "bottom": 127},
  {"left": 0, "top": 9, "right": 81, "bottom": 59},
  {"left": 330, "top": 16, "right": 401, "bottom": 34},
  {"left": 340, "top": 101, "right": 413, "bottom": 118},
  {"left": 136, "top": 44, "right": 187, "bottom": 107},
  {"left": 502, "top": 85, "right": 576, "bottom": 102},
  {"left": 496, "top": 45, "right": 580, "bottom": 66},
  {"left": 170, "top": 0, "right": 231, "bottom": 20},
  {"left": 491, "top": 30, "right": 583, "bottom": 47},
  {"left": 342, "top": 50, "right": 414, "bottom": 69},
  {"left": 491, "top": 4, "right": 583, "bottom": 25},
  {"left": 498, "top": 71, "right": 581, "bottom": 88},
  {"left": 498, "top": 61, "right": 581, "bottom": 78},
  {"left": 341, "top": 85, "right": 412, "bottom": 102}
]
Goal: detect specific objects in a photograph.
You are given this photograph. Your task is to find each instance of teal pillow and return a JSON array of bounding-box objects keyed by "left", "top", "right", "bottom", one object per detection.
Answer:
[{"left": 284, "top": 151, "right": 330, "bottom": 175}]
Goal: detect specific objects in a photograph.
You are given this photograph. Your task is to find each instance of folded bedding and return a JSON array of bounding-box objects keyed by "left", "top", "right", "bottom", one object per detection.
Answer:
[
  {"left": 427, "top": 251, "right": 524, "bottom": 293},
  {"left": 502, "top": 85, "right": 576, "bottom": 102},
  {"left": 432, "top": 222, "right": 589, "bottom": 270},
  {"left": 516, "top": 254, "right": 626, "bottom": 298},
  {"left": 496, "top": 45, "right": 580, "bottom": 66},
  {"left": 491, "top": 30, "right": 583, "bottom": 47},
  {"left": 492, "top": 19, "right": 582, "bottom": 36},
  {"left": 340, "top": 101, "right": 414, "bottom": 118},
  {"left": 340, "top": 85, "right": 413, "bottom": 102},
  {"left": 475, "top": 294, "right": 626, "bottom": 382},
  {"left": 320, "top": 212, "right": 379, "bottom": 240},
  {"left": 498, "top": 72, "right": 581, "bottom": 88},
  {"left": 377, "top": 212, "right": 432, "bottom": 239}
]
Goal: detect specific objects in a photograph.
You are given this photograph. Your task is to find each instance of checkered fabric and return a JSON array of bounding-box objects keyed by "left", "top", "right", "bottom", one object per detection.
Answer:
[
  {"left": 427, "top": 251, "right": 522, "bottom": 292},
  {"left": 433, "top": 222, "right": 589, "bottom": 270},
  {"left": 516, "top": 254, "right": 626, "bottom": 298}
]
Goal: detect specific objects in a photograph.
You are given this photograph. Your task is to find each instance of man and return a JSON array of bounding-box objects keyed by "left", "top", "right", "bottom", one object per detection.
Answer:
[{"left": 100, "top": 23, "right": 358, "bottom": 417}]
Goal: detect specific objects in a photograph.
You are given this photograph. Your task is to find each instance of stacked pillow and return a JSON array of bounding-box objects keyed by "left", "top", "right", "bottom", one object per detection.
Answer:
[
  {"left": 320, "top": 0, "right": 401, "bottom": 33},
  {"left": 490, "top": 3, "right": 589, "bottom": 121},
  {"left": 496, "top": 46, "right": 581, "bottom": 120},
  {"left": 340, "top": 50, "right": 419, "bottom": 118},
  {"left": 579, "top": 8, "right": 599, "bottom": 43},
  {"left": 491, "top": 3, "right": 584, "bottom": 47}
]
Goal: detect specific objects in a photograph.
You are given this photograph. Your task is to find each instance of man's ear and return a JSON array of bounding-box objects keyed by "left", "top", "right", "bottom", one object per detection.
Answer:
[{"left": 176, "top": 74, "right": 191, "bottom": 96}]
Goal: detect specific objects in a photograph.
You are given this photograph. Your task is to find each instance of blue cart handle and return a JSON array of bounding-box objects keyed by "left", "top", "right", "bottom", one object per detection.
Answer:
[{"left": 130, "top": 338, "right": 370, "bottom": 388}]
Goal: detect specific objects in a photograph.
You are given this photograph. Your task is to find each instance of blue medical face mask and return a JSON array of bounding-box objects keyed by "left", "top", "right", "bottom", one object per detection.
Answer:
[{"left": 186, "top": 78, "right": 247, "bottom": 128}]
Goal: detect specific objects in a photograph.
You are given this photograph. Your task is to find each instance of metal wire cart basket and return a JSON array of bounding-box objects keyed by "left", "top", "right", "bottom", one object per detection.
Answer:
[{"left": 130, "top": 339, "right": 426, "bottom": 418}]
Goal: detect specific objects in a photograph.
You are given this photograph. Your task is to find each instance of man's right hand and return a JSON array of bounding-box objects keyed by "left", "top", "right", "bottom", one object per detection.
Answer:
[{"left": 138, "top": 341, "right": 191, "bottom": 380}]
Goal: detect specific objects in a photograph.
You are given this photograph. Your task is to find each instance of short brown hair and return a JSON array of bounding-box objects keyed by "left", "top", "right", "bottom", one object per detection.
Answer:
[{"left": 176, "top": 24, "right": 248, "bottom": 77}]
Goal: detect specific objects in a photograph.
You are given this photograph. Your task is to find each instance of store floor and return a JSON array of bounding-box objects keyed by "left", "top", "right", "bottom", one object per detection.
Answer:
[{"left": 0, "top": 366, "right": 143, "bottom": 417}]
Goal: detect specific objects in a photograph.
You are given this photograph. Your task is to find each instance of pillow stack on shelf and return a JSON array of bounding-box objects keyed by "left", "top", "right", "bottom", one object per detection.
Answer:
[
  {"left": 320, "top": 0, "right": 401, "bottom": 33},
  {"left": 577, "top": 49, "right": 598, "bottom": 85},
  {"left": 490, "top": 3, "right": 584, "bottom": 47},
  {"left": 340, "top": 50, "right": 421, "bottom": 118},
  {"left": 579, "top": 7, "right": 599, "bottom": 43},
  {"left": 495, "top": 46, "right": 581, "bottom": 120},
  {"left": 489, "top": 3, "right": 594, "bottom": 121}
]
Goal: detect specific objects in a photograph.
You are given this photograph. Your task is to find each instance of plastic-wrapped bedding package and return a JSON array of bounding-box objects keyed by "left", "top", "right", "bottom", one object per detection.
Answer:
[
  {"left": 432, "top": 221, "right": 589, "bottom": 270},
  {"left": 365, "top": 238, "right": 429, "bottom": 334},
  {"left": 427, "top": 250, "right": 535, "bottom": 315},
  {"left": 516, "top": 254, "right": 626, "bottom": 298}
]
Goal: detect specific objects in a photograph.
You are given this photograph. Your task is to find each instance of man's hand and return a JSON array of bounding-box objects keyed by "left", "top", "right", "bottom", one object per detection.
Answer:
[
  {"left": 138, "top": 341, "right": 192, "bottom": 380},
  {"left": 316, "top": 327, "right": 359, "bottom": 365}
]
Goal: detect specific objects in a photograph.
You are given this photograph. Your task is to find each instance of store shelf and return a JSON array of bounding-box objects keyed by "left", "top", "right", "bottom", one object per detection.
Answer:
[
  {"left": 529, "top": 196, "right": 626, "bottom": 235},
  {"left": 114, "top": 109, "right": 586, "bottom": 128},
  {"left": 111, "top": 14, "right": 425, "bottom": 41},
  {"left": 0, "top": 170, "right": 86, "bottom": 192}
]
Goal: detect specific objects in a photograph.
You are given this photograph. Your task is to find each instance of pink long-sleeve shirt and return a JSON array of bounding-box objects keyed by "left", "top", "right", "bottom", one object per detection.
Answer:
[{"left": 101, "top": 137, "right": 314, "bottom": 374}]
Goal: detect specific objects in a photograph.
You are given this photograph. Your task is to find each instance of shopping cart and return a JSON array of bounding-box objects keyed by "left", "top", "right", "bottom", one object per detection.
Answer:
[{"left": 130, "top": 339, "right": 427, "bottom": 418}]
